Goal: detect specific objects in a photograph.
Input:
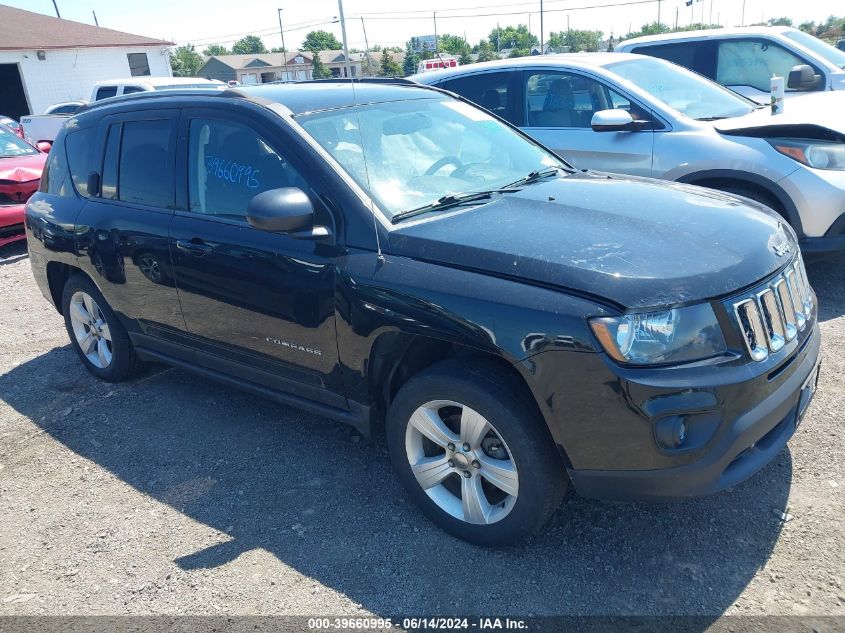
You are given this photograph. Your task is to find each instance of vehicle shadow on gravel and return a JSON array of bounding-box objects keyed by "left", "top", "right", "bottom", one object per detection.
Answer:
[
  {"left": 806, "top": 252, "right": 845, "bottom": 322},
  {"left": 1, "top": 344, "right": 794, "bottom": 618},
  {"left": 0, "top": 241, "right": 27, "bottom": 265}
]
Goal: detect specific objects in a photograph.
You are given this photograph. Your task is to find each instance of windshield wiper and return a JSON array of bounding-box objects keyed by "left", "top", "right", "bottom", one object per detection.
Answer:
[
  {"left": 695, "top": 115, "right": 729, "bottom": 121},
  {"left": 503, "top": 166, "right": 563, "bottom": 188},
  {"left": 391, "top": 189, "right": 516, "bottom": 224}
]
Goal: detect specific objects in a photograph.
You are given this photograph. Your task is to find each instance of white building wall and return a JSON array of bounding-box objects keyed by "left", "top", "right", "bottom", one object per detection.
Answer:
[{"left": 0, "top": 46, "right": 171, "bottom": 114}]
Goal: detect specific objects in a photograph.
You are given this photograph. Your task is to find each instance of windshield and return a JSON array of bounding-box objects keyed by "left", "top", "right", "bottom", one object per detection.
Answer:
[
  {"left": 605, "top": 57, "right": 756, "bottom": 120},
  {"left": 783, "top": 30, "right": 845, "bottom": 69},
  {"left": 0, "top": 126, "right": 37, "bottom": 157},
  {"left": 298, "top": 97, "right": 566, "bottom": 219}
]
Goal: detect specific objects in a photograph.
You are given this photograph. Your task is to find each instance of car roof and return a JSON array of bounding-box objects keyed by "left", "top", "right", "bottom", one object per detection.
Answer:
[
  {"left": 618, "top": 25, "right": 797, "bottom": 48},
  {"left": 93, "top": 77, "right": 223, "bottom": 87},
  {"left": 411, "top": 52, "right": 642, "bottom": 83},
  {"left": 76, "top": 81, "right": 444, "bottom": 119}
]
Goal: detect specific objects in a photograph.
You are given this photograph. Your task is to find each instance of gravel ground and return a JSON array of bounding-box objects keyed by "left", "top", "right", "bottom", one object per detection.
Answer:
[{"left": 0, "top": 239, "right": 843, "bottom": 618}]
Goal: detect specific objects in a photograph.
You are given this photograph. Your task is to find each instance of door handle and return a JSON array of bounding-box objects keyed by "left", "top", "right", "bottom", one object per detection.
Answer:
[{"left": 176, "top": 239, "right": 213, "bottom": 256}]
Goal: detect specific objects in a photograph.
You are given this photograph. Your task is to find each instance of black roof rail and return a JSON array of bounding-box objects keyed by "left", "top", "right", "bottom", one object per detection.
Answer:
[{"left": 290, "top": 77, "right": 417, "bottom": 86}]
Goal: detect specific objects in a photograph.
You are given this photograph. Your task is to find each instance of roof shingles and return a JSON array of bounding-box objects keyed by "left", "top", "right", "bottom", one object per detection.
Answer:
[{"left": 0, "top": 4, "right": 172, "bottom": 51}]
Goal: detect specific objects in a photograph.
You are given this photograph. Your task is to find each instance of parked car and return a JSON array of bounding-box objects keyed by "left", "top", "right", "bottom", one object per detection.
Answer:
[
  {"left": 0, "top": 116, "right": 25, "bottom": 140},
  {"left": 1, "top": 126, "right": 48, "bottom": 248},
  {"left": 89, "top": 77, "right": 225, "bottom": 102},
  {"left": 26, "top": 82, "right": 820, "bottom": 545},
  {"left": 413, "top": 53, "right": 845, "bottom": 254},
  {"left": 43, "top": 101, "right": 86, "bottom": 115},
  {"left": 615, "top": 27, "right": 845, "bottom": 104}
]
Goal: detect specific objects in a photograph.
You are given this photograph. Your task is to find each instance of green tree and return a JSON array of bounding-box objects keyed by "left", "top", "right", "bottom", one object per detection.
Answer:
[
  {"left": 546, "top": 29, "right": 603, "bottom": 52},
  {"left": 170, "top": 44, "right": 203, "bottom": 77},
  {"left": 403, "top": 41, "right": 418, "bottom": 76},
  {"left": 458, "top": 48, "right": 473, "bottom": 66},
  {"left": 302, "top": 30, "right": 343, "bottom": 52},
  {"left": 488, "top": 24, "right": 537, "bottom": 51},
  {"left": 475, "top": 40, "right": 500, "bottom": 62},
  {"left": 508, "top": 47, "right": 530, "bottom": 58},
  {"left": 231, "top": 35, "right": 267, "bottom": 54},
  {"left": 270, "top": 47, "right": 286, "bottom": 53},
  {"left": 767, "top": 17, "right": 793, "bottom": 27},
  {"left": 309, "top": 50, "right": 332, "bottom": 79},
  {"left": 379, "top": 49, "right": 402, "bottom": 76},
  {"left": 438, "top": 34, "right": 468, "bottom": 55},
  {"left": 202, "top": 44, "right": 229, "bottom": 57},
  {"left": 798, "top": 21, "right": 816, "bottom": 34}
]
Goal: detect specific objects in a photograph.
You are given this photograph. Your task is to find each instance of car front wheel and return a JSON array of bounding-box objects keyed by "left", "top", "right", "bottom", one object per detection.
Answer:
[{"left": 386, "top": 360, "right": 567, "bottom": 546}]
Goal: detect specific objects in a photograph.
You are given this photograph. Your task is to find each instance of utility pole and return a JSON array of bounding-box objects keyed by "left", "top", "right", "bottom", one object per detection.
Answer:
[
  {"left": 657, "top": 0, "right": 661, "bottom": 30},
  {"left": 277, "top": 9, "right": 288, "bottom": 80},
  {"left": 51, "top": 0, "right": 61, "bottom": 18},
  {"left": 92, "top": 10, "right": 98, "bottom": 26},
  {"left": 540, "top": 0, "right": 544, "bottom": 55},
  {"left": 497, "top": 23, "right": 500, "bottom": 54},
  {"left": 567, "top": 14, "right": 571, "bottom": 50},
  {"left": 337, "top": 0, "right": 352, "bottom": 79},
  {"left": 741, "top": 0, "right": 746, "bottom": 26},
  {"left": 709, "top": 0, "right": 714, "bottom": 25},
  {"left": 434, "top": 12, "right": 439, "bottom": 54},
  {"left": 360, "top": 17, "right": 372, "bottom": 77},
  {"left": 675, "top": 7, "right": 679, "bottom": 29}
]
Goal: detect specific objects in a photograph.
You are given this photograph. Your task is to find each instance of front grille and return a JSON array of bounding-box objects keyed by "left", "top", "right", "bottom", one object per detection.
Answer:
[{"left": 733, "top": 258, "right": 813, "bottom": 362}]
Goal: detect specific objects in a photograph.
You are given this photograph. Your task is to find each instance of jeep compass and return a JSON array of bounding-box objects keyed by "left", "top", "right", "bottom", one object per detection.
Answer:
[{"left": 25, "top": 81, "right": 821, "bottom": 545}]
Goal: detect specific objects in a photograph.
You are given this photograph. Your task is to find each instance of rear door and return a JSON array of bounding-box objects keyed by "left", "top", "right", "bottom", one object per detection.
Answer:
[
  {"left": 168, "top": 106, "right": 345, "bottom": 407},
  {"left": 519, "top": 69, "right": 656, "bottom": 176},
  {"left": 74, "top": 109, "right": 188, "bottom": 352}
]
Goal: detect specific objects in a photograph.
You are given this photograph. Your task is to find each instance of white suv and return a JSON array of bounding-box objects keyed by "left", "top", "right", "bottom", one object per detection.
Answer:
[{"left": 616, "top": 27, "right": 845, "bottom": 104}]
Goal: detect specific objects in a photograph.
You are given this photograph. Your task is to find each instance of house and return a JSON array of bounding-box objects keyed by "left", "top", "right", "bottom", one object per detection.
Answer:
[
  {"left": 197, "top": 50, "right": 366, "bottom": 84},
  {"left": 0, "top": 4, "right": 173, "bottom": 119}
]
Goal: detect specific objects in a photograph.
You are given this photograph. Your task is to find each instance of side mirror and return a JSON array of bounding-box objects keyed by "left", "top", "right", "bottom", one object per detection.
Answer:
[
  {"left": 246, "top": 188, "right": 329, "bottom": 239},
  {"left": 36, "top": 141, "right": 52, "bottom": 153},
  {"left": 591, "top": 109, "right": 636, "bottom": 132},
  {"left": 86, "top": 172, "right": 101, "bottom": 197},
  {"left": 787, "top": 64, "right": 820, "bottom": 91}
]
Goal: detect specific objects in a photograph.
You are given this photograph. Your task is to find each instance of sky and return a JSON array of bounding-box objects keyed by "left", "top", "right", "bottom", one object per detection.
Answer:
[{"left": 8, "top": 0, "right": 844, "bottom": 52}]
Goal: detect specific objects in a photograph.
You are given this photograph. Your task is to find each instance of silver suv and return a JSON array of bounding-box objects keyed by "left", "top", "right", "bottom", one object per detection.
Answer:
[
  {"left": 413, "top": 53, "right": 845, "bottom": 253},
  {"left": 616, "top": 27, "right": 845, "bottom": 104}
]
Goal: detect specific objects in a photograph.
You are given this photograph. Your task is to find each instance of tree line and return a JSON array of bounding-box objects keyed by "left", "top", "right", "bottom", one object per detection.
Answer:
[{"left": 170, "top": 16, "right": 845, "bottom": 78}]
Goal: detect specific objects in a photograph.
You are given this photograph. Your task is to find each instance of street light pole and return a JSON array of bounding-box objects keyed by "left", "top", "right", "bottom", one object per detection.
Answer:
[
  {"left": 741, "top": 0, "right": 746, "bottom": 26},
  {"left": 277, "top": 9, "right": 288, "bottom": 80},
  {"left": 337, "top": 0, "right": 353, "bottom": 79},
  {"left": 540, "top": 0, "right": 544, "bottom": 55}
]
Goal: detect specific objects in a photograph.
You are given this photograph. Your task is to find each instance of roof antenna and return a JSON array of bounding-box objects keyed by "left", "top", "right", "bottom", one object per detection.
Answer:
[{"left": 339, "top": 0, "right": 384, "bottom": 264}]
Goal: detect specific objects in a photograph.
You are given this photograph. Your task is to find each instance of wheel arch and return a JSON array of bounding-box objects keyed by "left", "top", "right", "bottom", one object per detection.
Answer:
[
  {"left": 677, "top": 169, "right": 805, "bottom": 237},
  {"left": 45, "top": 261, "right": 83, "bottom": 313}
]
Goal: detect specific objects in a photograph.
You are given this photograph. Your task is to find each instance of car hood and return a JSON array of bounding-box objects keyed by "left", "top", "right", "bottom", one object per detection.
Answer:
[
  {"left": 0, "top": 152, "right": 47, "bottom": 182},
  {"left": 388, "top": 172, "right": 796, "bottom": 310},
  {"left": 714, "top": 92, "right": 845, "bottom": 137}
]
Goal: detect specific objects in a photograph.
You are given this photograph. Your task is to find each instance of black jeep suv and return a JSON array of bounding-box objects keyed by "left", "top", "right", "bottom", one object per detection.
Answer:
[{"left": 26, "top": 81, "right": 820, "bottom": 545}]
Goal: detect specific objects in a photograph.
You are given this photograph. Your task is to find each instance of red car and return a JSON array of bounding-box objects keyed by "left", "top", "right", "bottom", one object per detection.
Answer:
[
  {"left": 0, "top": 116, "right": 25, "bottom": 140},
  {"left": 0, "top": 126, "right": 48, "bottom": 249}
]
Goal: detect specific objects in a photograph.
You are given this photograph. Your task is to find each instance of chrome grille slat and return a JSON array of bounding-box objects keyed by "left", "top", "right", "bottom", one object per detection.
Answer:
[{"left": 732, "top": 259, "right": 813, "bottom": 362}]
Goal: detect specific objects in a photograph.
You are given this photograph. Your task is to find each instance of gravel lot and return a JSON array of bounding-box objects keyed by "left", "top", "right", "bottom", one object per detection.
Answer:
[{"left": 0, "top": 239, "right": 843, "bottom": 619}]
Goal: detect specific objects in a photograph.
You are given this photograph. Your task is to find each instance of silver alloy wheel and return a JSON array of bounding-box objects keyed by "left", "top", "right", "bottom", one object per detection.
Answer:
[
  {"left": 405, "top": 400, "right": 519, "bottom": 525},
  {"left": 68, "top": 291, "right": 113, "bottom": 369}
]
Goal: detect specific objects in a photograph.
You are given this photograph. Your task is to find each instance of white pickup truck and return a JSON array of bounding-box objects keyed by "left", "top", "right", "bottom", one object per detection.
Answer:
[{"left": 20, "top": 77, "right": 224, "bottom": 143}]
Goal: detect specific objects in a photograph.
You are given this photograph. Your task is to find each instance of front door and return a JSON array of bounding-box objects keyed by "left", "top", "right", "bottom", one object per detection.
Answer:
[
  {"left": 168, "top": 108, "right": 344, "bottom": 407},
  {"left": 520, "top": 70, "right": 655, "bottom": 177}
]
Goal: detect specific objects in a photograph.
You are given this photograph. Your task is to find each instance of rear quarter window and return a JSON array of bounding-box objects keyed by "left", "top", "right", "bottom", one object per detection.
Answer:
[{"left": 65, "top": 127, "right": 96, "bottom": 197}]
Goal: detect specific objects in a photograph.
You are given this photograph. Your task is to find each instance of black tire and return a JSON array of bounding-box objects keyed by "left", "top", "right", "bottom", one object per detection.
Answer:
[
  {"left": 714, "top": 184, "right": 784, "bottom": 217},
  {"left": 385, "top": 359, "right": 567, "bottom": 546},
  {"left": 61, "top": 273, "right": 140, "bottom": 382}
]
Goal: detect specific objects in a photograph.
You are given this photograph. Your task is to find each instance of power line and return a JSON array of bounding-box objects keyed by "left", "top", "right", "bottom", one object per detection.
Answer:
[{"left": 349, "top": 0, "right": 659, "bottom": 21}]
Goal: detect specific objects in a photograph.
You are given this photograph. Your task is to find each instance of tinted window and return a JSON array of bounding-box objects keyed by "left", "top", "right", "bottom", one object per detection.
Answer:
[
  {"left": 95, "top": 86, "right": 118, "bottom": 100},
  {"left": 440, "top": 72, "right": 511, "bottom": 120},
  {"left": 717, "top": 39, "right": 815, "bottom": 92},
  {"left": 524, "top": 71, "right": 643, "bottom": 128},
  {"left": 101, "top": 124, "right": 121, "bottom": 201},
  {"left": 118, "top": 119, "right": 174, "bottom": 208},
  {"left": 122, "top": 86, "right": 145, "bottom": 95},
  {"left": 49, "top": 104, "right": 82, "bottom": 115},
  {"left": 65, "top": 127, "right": 95, "bottom": 197},
  {"left": 39, "top": 140, "right": 72, "bottom": 197},
  {"left": 127, "top": 53, "right": 151, "bottom": 77},
  {"left": 188, "top": 118, "right": 307, "bottom": 220}
]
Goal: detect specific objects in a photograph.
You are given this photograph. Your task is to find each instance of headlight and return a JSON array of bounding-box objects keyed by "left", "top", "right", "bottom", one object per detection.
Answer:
[
  {"left": 769, "top": 138, "right": 845, "bottom": 170},
  {"left": 590, "top": 303, "right": 727, "bottom": 366}
]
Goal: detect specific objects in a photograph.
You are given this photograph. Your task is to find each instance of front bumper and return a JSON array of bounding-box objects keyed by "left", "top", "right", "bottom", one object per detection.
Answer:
[
  {"left": 779, "top": 164, "right": 845, "bottom": 251},
  {"left": 0, "top": 204, "right": 26, "bottom": 248},
  {"left": 569, "top": 324, "right": 821, "bottom": 501}
]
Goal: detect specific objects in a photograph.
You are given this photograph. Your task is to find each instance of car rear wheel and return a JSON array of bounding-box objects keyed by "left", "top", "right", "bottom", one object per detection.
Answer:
[
  {"left": 61, "top": 274, "right": 139, "bottom": 382},
  {"left": 386, "top": 359, "right": 567, "bottom": 546}
]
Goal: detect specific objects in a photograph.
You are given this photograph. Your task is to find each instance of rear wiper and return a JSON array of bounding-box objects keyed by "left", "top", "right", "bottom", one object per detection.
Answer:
[
  {"left": 696, "top": 115, "right": 729, "bottom": 121},
  {"left": 503, "top": 166, "right": 563, "bottom": 188},
  {"left": 391, "top": 189, "right": 516, "bottom": 224}
]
